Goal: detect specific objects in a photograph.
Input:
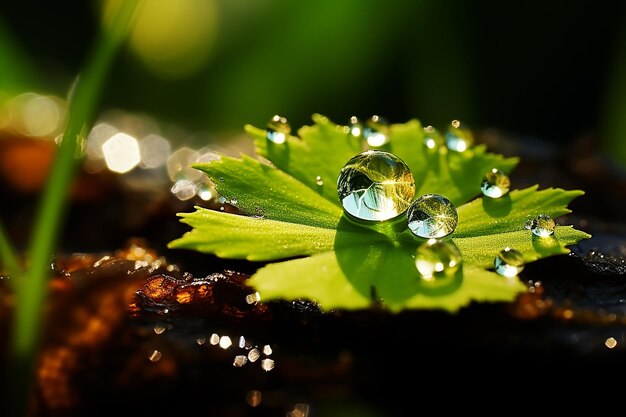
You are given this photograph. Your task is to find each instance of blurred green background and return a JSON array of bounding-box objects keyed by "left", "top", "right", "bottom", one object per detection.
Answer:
[{"left": 1, "top": 0, "right": 625, "bottom": 161}]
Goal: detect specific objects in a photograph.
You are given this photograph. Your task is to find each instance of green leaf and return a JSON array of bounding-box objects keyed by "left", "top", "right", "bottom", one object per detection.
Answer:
[
  {"left": 191, "top": 154, "right": 342, "bottom": 228},
  {"left": 169, "top": 114, "right": 590, "bottom": 313}
]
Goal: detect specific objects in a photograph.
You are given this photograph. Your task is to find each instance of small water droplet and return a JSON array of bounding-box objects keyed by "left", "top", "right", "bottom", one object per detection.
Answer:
[
  {"left": 445, "top": 120, "right": 474, "bottom": 152},
  {"left": 239, "top": 336, "right": 246, "bottom": 348},
  {"left": 197, "top": 181, "right": 215, "bottom": 201},
  {"left": 266, "top": 115, "right": 290, "bottom": 144},
  {"left": 246, "top": 291, "right": 261, "bottom": 304},
  {"left": 347, "top": 115, "right": 363, "bottom": 137},
  {"left": 219, "top": 335, "right": 233, "bottom": 349},
  {"left": 261, "top": 358, "right": 275, "bottom": 371},
  {"left": 153, "top": 325, "right": 166, "bottom": 335},
  {"left": 337, "top": 150, "right": 415, "bottom": 222},
  {"left": 148, "top": 350, "right": 162, "bottom": 362},
  {"left": 363, "top": 115, "right": 390, "bottom": 147},
  {"left": 315, "top": 175, "right": 323, "bottom": 186},
  {"left": 263, "top": 345, "right": 273, "bottom": 355},
  {"left": 233, "top": 355, "right": 248, "bottom": 367},
  {"left": 248, "top": 348, "right": 261, "bottom": 362},
  {"left": 530, "top": 214, "right": 556, "bottom": 237},
  {"left": 524, "top": 219, "right": 532, "bottom": 230},
  {"left": 230, "top": 198, "right": 238, "bottom": 206},
  {"left": 494, "top": 247, "right": 525, "bottom": 277},
  {"left": 415, "top": 239, "right": 462, "bottom": 282},
  {"left": 481, "top": 168, "right": 510, "bottom": 198},
  {"left": 246, "top": 390, "right": 262, "bottom": 407},
  {"left": 196, "top": 337, "right": 206, "bottom": 345},
  {"left": 209, "top": 333, "right": 220, "bottom": 345},
  {"left": 407, "top": 194, "right": 458, "bottom": 238},
  {"left": 252, "top": 207, "right": 265, "bottom": 219},
  {"left": 423, "top": 125, "right": 441, "bottom": 150}
]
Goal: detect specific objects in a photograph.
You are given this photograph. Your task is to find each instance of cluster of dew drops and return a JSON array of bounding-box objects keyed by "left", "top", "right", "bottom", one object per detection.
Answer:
[{"left": 266, "top": 114, "right": 558, "bottom": 283}]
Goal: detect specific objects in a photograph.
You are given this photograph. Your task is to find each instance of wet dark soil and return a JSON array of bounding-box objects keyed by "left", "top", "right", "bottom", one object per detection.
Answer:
[{"left": 1, "top": 129, "right": 626, "bottom": 416}]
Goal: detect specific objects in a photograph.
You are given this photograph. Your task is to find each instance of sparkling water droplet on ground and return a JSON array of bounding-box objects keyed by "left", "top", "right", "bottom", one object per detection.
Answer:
[
  {"left": 415, "top": 239, "right": 462, "bottom": 281},
  {"left": 248, "top": 348, "right": 261, "bottom": 362},
  {"left": 316, "top": 175, "right": 323, "bottom": 186},
  {"left": 337, "top": 150, "right": 415, "bottom": 222},
  {"left": 494, "top": 247, "right": 525, "bottom": 277},
  {"left": 423, "top": 125, "right": 441, "bottom": 150},
  {"left": 149, "top": 350, "right": 162, "bottom": 362},
  {"left": 246, "top": 390, "right": 262, "bottom": 407},
  {"left": 530, "top": 214, "right": 556, "bottom": 237},
  {"left": 219, "top": 335, "right": 233, "bottom": 349},
  {"left": 261, "top": 358, "right": 275, "bottom": 371},
  {"left": 407, "top": 194, "right": 458, "bottom": 238},
  {"left": 481, "top": 168, "right": 510, "bottom": 198},
  {"left": 363, "top": 115, "right": 390, "bottom": 147},
  {"left": 246, "top": 292, "right": 261, "bottom": 304},
  {"left": 266, "top": 115, "right": 290, "bottom": 144},
  {"left": 233, "top": 355, "right": 248, "bottom": 367},
  {"left": 445, "top": 119, "right": 474, "bottom": 152}
]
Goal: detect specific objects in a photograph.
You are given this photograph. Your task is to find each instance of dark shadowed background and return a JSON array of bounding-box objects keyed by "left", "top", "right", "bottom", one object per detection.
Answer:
[{"left": 1, "top": 0, "right": 625, "bottom": 163}]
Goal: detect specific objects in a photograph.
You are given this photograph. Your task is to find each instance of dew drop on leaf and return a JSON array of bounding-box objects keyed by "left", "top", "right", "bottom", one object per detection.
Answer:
[
  {"left": 346, "top": 115, "right": 363, "bottom": 138},
  {"left": 315, "top": 175, "right": 323, "bottom": 186},
  {"left": 530, "top": 214, "right": 556, "bottom": 237},
  {"left": 337, "top": 150, "right": 415, "bottom": 222},
  {"left": 407, "top": 193, "right": 458, "bottom": 238},
  {"left": 423, "top": 125, "right": 441, "bottom": 150},
  {"left": 266, "top": 115, "right": 290, "bottom": 144},
  {"left": 363, "top": 115, "right": 390, "bottom": 147},
  {"left": 415, "top": 238, "right": 462, "bottom": 282},
  {"left": 494, "top": 247, "right": 525, "bottom": 277},
  {"left": 445, "top": 119, "right": 474, "bottom": 152},
  {"left": 481, "top": 168, "right": 510, "bottom": 198}
]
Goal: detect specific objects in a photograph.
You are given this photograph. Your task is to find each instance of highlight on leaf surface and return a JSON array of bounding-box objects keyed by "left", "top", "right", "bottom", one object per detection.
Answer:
[{"left": 168, "top": 114, "right": 591, "bottom": 313}]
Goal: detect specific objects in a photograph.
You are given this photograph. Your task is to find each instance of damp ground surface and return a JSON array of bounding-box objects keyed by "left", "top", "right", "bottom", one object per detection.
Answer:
[{"left": 1, "top": 129, "right": 626, "bottom": 416}]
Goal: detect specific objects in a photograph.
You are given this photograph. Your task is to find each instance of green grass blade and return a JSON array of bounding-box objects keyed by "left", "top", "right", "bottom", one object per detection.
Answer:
[
  {"left": 7, "top": 1, "right": 142, "bottom": 415},
  {"left": 0, "top": 220, "right": 21, "bottom": 276}
]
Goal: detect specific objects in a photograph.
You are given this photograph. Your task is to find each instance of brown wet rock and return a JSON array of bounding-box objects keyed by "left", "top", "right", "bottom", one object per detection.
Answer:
[{"left": 3, "top": 129, "right": 626, "bottom": 415}]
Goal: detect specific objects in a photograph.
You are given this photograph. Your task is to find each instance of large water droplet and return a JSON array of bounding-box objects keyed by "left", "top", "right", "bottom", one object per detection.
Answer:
[
  {"left": 530, "top": 214, "right": 556, "bottom": 237},
  {"left": 363, "top": 115, "right": 389, "bottom": 147},
  {"left": 407, "top": 194, "right": 458, "bottom": 238},
  {"left": 423, "top": 125, "right": 441, "bottom": 150},
  {"left": 337, "top": 150, "right": 415, "bottom": 222},
  {"left": 481, "top": 168, "right": 510, "bottom": 198},
  {"left": 445, "top": 119, "right": 474, "bottom": 152},
  {"left": 415, "top": 239, "right": 462, "bottom": 282},
  {"left": 266, "top": 115, "right": 290, "bottom": 144},
  {"left": 494, "top": 247, "right": 525, "bottom": 277}
]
